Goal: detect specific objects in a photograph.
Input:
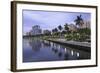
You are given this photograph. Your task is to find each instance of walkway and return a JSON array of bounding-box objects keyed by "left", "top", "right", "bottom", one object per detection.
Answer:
[{"left": 47, "top": 39, "right": 91, "bottom": 52}]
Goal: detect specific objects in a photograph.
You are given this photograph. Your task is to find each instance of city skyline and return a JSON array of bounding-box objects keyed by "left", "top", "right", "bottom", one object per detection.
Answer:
[{"left": 23, "top": 10, "right": 91, "bottom": 35}]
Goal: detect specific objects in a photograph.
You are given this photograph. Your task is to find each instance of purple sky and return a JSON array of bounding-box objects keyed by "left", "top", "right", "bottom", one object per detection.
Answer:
[{"left": 23, "top": 10, "right": 91, "bottom": 35}]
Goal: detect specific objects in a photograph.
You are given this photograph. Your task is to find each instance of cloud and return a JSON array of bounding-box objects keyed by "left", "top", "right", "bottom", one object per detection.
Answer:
[{"left": 23, "top": 10, "right": 91, "bottom": 33}]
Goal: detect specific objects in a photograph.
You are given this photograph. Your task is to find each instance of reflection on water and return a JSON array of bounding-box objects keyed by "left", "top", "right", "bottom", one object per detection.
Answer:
[
  {"left": 23, "top": 38, "right": 91, "bottom": 62},
  {"left": 29, "top": 39, "right": 41, "bottom": 52}
]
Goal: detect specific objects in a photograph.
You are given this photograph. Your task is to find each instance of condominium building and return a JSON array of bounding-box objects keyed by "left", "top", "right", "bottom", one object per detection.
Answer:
[{"left": 29, "top": 25, "right": 42, "bottom": 35}]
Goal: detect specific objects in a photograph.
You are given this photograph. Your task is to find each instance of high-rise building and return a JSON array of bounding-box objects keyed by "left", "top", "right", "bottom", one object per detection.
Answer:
[{"left": 30, "top": 25, "right": 42, "bottom": 35}]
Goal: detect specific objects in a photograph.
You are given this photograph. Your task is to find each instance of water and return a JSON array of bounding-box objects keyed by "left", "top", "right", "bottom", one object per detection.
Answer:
[{"left": 23, "top": 38, "right": 91, "bottom": 62}]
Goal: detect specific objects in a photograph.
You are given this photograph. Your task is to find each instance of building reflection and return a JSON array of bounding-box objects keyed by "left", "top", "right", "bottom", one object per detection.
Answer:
[
  {"left": 28, "top": 39, "right": 41, "bottom": 52},
  {"left": 26, "top": 38, "right": 90, "bottom": 61}
]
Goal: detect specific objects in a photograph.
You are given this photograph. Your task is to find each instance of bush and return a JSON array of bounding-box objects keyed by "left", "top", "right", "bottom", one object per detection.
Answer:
[{"left": 65, "top": 34, "right": 73, "bottom": 41}]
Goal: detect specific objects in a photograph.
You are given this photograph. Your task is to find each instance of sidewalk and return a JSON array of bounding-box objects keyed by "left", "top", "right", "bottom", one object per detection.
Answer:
[
  {"left": 47, "top": 38, "right": 91, "bottom": 52},
  {"left": 57, "top": 39, "right": 91, "bottom": 47}
]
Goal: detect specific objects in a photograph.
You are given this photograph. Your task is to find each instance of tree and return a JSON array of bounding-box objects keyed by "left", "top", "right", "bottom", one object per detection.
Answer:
[
  {"left": 76, "top": 28, "right": 91, "bottom": 41},
  {"left": 52, "top": 28, "right": 58, "bottom": 35},
  {"left": 64, "top": 23, "right": 69, "bottom": 32},
  {"left": 58, "top": 25, "right": 63, "bottom": 37},
  {"left": 54, "top": 28, "right": 58, "bottom": 33},
  {"left": 58, "top": 25, "right": 63, "bottom": 31},
  {"left": 52, "top": 29, "right": 55, "bottom": 33},
  {"left": 43, "top": 30, "right": 51, "bottom": 36},
  {"left": 74, "top": 15, "right": 84, "bottom": 28}
]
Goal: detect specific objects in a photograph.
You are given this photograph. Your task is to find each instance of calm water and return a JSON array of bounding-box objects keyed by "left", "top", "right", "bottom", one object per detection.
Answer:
[{"left": 23, "top": 38, "right": 90, "bottom": 62}]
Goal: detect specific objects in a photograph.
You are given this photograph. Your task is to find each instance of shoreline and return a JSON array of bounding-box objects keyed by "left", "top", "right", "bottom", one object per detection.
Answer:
[{"left": 46, "top": 38, "right": 91, "bottom": 52}]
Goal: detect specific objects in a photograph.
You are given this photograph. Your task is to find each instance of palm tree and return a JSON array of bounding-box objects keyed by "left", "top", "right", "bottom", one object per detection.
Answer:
[
  {"left": 54, "top": 28, "right": 58, "bottom": 33},
  {"left": 74, "top": 15, "right": 84, "bottom": 28},
  {"left": 54, "top": 28, "right": 59, "bottom": 36},
  {"left": 52, "top": 28, "right": 58, "bottom": 33},
  {"left": 58, "top": 25, "right": 63, "bottom": 31},
  {"left": 52, "top": 28, "right": 58, "bottom": 35},
  {"left": 58, "top": 25, "right": 63, "bottom": 38},
  {"left": 64, "top": 23, "right": 69, "bottom": 32},
  {"left": 64, "top": 23, "right": 69, "bottom": 38},
  {"left": 52, "top": 29, "right": 55, "bottom": 35}
]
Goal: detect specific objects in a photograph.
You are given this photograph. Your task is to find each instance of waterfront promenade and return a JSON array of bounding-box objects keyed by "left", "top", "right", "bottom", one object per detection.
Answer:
[{"left": 46, "top": 38, "right": 91, "bottom": 52}]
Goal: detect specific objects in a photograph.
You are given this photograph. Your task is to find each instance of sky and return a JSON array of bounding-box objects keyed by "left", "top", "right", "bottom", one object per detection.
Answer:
[{"left": 23, "top": 10, "right": 91, "bottom": 35}]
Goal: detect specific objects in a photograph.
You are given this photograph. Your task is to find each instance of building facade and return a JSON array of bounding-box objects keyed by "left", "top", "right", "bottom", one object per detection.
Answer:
[
  {"left": 80, "top": 21, "right": 91, "bottom": 29},
  {"left": 68, "top": 24, "right": 77, "bottom": 32},
  {"left": 29, "top": 25, "right": 42, "bottom": 35}
]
